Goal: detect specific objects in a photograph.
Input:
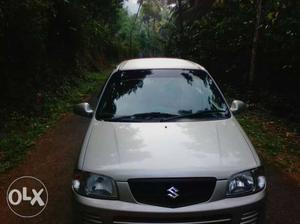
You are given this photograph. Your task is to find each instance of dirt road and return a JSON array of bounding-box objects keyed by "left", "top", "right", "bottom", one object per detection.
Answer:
[{"left": 0, "top": 111, "right": 299, "bottom": 223}]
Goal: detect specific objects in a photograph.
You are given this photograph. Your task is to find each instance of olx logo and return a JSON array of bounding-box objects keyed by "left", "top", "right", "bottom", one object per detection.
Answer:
[
  {"left": 6, "top": 176, "right": 48, "bottom": 218},
  {"left": 8, "top": 187, "right": 45, "bottom": 206}
]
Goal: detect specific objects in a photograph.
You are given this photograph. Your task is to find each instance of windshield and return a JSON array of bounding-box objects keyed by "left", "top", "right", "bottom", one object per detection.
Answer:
[{"left": 96, "top": 69, "right": 230, "bottom": 122}]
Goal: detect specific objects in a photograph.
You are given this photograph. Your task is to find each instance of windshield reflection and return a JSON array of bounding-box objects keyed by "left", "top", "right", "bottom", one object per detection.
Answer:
[{"left": 96, "top": 69, "right": 229, "bottom": 121}]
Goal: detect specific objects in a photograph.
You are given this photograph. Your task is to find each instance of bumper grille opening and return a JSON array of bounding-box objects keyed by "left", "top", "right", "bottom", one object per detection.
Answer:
[
  {"left": 81, "top": 212, "right": 103, "bottom": 224},
  {"left": 240, "top": 210, "right": 259, "bottom": 224},
  {"left": 128, "top": 177, "right": 216, "bottom": 208},
  {"left": 114, "top": 214, "right": 232, "bottom": 224}
]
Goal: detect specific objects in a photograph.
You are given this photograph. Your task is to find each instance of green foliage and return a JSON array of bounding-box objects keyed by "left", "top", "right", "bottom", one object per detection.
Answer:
[
  {"left": 0, "top": 0, "right": 172, "bottom": 172},
  {"left": 237, "top": 111, "right": 300, "bottom": 174},
  {"left": 141, "top": 0, "right": 162, "bottom": 21},
  {"left": 164, "top": 0, "right": 300, "bottom": 121},
  {"left": 238, "top": 114, "right": 284, "bottom": 156},
  {"left": 0, "top": 0, "right": 130, "bottom": 171},
  {"left": 119, "top": 0, "right": 170, "bottom": 57},
  {"left": 0, "top": 0, "right": 123, "bottom": 112},
  {"left": 165, "top": 0, "right": 256, "bottom": 79},
  {"left": 0, "top": 69, "right": 110, "bottom": 173}
]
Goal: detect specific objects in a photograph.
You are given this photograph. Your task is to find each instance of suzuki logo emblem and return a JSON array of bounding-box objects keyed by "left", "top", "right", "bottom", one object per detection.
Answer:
[{"left": 167, "top": 186, "right": 179, "bottom": 199}]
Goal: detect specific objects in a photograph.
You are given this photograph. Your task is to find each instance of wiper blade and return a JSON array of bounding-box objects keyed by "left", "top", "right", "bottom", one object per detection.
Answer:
[
  {"left": 105, "top": 112, "right": 177, "bottom": 121},
  {"left": 161, "top": 110, "right": 227, "bottom": 122}
]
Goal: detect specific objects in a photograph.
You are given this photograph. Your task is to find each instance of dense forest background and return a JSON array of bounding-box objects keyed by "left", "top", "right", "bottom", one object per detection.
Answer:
[
  {"left": 0, "top": 0, "right": 299, "bottom": 121},
  {"left": 165, "top": 0, "right": 300, "bottom": 123}
]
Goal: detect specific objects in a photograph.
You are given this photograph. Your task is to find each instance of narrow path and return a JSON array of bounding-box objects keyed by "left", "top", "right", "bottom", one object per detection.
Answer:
[
  {"left": 0, "top": 114, "right": 89, "bottom": 224},
  {"left": 0, "top": 111, "right": 299, "bottom": 223}
]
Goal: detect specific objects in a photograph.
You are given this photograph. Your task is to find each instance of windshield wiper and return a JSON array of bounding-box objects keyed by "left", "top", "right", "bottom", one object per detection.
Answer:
[
  {"left": 161, "top": 110, "right": 227, "bottom": 122},
  {"left": 103, "top": 112, "right": 177, "bottom": 121}
]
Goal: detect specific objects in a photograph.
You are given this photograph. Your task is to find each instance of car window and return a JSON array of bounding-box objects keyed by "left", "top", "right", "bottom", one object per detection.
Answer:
[{"left": 96, "top": 69, "right": 229, "bottom": 121}]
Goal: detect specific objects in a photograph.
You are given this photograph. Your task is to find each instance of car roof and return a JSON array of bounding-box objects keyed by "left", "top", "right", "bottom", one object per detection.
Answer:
[{"left": 117, "top": 58, "right": 206, "bottom": 71}]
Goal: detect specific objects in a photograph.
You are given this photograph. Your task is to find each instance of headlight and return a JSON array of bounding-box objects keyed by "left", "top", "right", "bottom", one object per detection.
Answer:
[
  {"left": 72, "top": 170, "right": 118, "bottom": 199},
  {"left": 227, "top": 167, "right": 266, "bottom": 197}
]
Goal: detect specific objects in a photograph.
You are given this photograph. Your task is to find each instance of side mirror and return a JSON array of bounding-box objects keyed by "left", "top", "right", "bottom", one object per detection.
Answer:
[
  {"left": 230, "top": 100, "right": 246, "bottom": 114},
  {"left": 73, "top": 102, "right": 94, "bottom": 118}
]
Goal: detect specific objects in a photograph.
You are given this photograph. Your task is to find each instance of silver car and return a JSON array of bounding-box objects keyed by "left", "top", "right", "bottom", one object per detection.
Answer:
[{"left": 72, "top": 58, "right": 266, "bottom": 224}]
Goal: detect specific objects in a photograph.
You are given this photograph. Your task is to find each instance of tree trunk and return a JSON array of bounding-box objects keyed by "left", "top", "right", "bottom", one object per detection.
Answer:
[
  {"left": 129, "top": 0, "right": 143, "bottom": 57},
  {"left": 249, "top": 0, "right": 262, "bottom": 85},
  {"left": 153, "top": 18, "right": 156, "bottom": 56},
  {"left": 177, "top": 0, "right": 183, "bottom": 56}
]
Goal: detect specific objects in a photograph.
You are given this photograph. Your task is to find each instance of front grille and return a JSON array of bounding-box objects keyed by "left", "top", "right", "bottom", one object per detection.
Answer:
[
  {"left": 114, "top": 214, "right": 232, "bottom": 224},
  {"left": 128, "top": 177, "right": 216, "bottom": 208},
  {"left": 240, "top": 210, "right": 259, "bottom": 224}
]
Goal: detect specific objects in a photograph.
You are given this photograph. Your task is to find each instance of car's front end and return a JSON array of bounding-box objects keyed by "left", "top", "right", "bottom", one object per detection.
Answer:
[
  {"left": 72, "top": 58, "right": 266, "bottom": 224},
  {"left": 72, "top": 167, "right": 266, "bottom": 224},
  {"left": 72, "top": 118, "right": 266, "bottom": 224}
]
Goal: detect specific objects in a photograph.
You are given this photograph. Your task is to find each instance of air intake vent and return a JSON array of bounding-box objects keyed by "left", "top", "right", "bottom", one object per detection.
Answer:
[
  {"left": 114, "top": 214, "right": 232, "bottom": 224},
  {"left": 81, "top": 212, "right": 103, "bottom": 224},
  {"left": 240, "top": 210, "right": 259, "bottom": 224}
]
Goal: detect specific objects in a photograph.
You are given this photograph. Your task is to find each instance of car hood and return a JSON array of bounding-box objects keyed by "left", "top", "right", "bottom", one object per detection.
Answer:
[{"left": 81, "top": 118, "right": 259, "bottom": 181}]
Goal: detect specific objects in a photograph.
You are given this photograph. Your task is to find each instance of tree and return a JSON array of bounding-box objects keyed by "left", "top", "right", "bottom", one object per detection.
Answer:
[
  {"left": 0, "top": 0, "right": 125, "bottom": 110},
  {"left": 249, "top": 0, "right": 262, "bottom": 85},
  {"left": 129, "top": 0, "right": 143, "bottom": 57}
]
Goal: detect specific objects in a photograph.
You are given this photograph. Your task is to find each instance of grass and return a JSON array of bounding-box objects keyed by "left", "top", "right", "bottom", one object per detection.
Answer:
[
  {"left": 237, "top": 111, "right": 300, "bottom": 181},
  {"left": 223, "top": 85, "right": 300, "bottom": 181},
  {"left": 0, "top": 69, "right": 111, "bottom": 173}
]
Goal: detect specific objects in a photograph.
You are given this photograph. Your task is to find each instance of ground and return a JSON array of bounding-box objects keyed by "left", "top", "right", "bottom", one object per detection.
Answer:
[{"left": 0, "top": 108, "right": 299, "bottom": 223}]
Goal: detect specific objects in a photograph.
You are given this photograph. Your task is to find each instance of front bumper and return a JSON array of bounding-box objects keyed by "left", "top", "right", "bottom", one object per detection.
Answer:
[{"left": 73, "top": 180, "right": 266, "bottom": 224}]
